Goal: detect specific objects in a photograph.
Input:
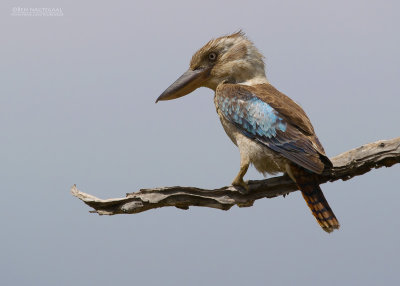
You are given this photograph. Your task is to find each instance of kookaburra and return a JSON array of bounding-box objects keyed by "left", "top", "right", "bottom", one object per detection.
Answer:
[{"left": 156, "top": 31, "right": 339, "bottom": 233}]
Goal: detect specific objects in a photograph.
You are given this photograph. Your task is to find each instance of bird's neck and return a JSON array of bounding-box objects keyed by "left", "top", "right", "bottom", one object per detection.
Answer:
[
  {"left": 221, "top": 62, "right": 269, "bottom": 88},
  {"left": 239, "top": 75, "right": 269, "bottom": 86},
  {"left": 211, "top": 75, "right": 268, "bottom": 90},
  {"left": 207, "top": 61, "right": 269, "bottom": 90}
]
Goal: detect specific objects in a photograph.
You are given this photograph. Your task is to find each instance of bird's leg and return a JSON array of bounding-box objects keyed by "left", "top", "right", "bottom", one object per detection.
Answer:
[{"left": 232, "top": 156, "right": 250, "bottom": 193}]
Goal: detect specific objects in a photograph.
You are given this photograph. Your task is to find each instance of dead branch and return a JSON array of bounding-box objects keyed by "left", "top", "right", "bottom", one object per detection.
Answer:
[{"left": 71, "top": 137, "right": 400, "bottom": 215}]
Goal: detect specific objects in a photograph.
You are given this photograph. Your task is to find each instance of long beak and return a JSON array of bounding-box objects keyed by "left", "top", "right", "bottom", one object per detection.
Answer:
[{"left": 156, "top": 68, "right": 210, "bottom": 103}]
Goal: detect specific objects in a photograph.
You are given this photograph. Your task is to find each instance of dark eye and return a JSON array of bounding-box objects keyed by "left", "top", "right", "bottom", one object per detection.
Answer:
[{"left": 208, "top": 52, "right": 217, "bottom": 61}]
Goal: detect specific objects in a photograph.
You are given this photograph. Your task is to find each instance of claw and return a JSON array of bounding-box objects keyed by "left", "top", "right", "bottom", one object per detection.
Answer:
[{"left": 232, "top": 179, "right": 250, "bottom": 194}]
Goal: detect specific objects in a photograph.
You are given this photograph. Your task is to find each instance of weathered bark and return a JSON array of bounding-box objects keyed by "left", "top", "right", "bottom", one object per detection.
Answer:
[{"left": 71, "top": 137, "right": 400, "bottom": 215}]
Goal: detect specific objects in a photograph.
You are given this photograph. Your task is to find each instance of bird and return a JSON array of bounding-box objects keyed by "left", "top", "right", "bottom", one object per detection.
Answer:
[{"left": 156, "top": 31, "right": 339, "bottom": 233}]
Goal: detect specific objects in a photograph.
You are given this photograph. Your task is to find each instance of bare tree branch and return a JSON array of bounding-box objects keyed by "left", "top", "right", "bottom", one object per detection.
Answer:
[{"left": 71, "top": 137, "right": 400, "bottom": 215}]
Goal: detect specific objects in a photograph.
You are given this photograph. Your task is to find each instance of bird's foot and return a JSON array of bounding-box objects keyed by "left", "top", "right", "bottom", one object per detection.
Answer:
[{"left": 231, "top": 179, "right": 250, "bottom": 195}]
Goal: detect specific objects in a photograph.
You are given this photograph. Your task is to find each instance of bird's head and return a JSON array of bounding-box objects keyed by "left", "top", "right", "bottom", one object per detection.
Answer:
[{"left": 156, "top": 31, "right": 267, "bottom": 103}]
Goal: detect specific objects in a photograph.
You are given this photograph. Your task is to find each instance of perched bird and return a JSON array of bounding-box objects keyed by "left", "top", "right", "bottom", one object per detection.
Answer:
[{"left": 156, "top": 31, "right": 339, "bottom": 233}]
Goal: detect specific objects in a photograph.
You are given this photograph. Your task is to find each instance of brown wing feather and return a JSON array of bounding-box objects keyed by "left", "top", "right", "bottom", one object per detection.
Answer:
[{"left": 246, "top": 83, "right": 328, "bottom": 157}]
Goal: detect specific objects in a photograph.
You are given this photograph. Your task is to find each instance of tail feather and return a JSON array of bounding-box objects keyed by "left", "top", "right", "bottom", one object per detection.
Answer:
[
  {"left": 288, "top": 163, "right": 339, "bottom": 233},
  {"left": 300, "top": 184, "right": 339, "bottom": 233}
]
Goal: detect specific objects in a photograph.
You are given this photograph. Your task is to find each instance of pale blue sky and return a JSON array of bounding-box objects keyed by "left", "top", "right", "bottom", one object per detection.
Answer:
[{"left": 1, "top": 0, "right": 399, "bottom": 285}]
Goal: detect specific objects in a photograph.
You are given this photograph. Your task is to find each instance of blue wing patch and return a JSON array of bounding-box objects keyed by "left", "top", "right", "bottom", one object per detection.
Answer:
[
  {"left": 216, "top": 88, "right": 326, "bottom": 174},
  {"left": 217, "top": 96, "right": 287, "bottom": 139}
]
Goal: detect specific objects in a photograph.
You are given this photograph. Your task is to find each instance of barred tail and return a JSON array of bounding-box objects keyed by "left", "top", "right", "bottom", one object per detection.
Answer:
[{"left": 300, "top": 184, "right": 340, "bottom": 233}]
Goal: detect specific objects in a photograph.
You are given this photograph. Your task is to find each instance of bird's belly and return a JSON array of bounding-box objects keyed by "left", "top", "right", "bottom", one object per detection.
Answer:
[
  {"left": 236, "top": 133, "right": 287, "bottom": 175},
  {"left": 218, "top": 113, "right": 287, "bottom": 176}
]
